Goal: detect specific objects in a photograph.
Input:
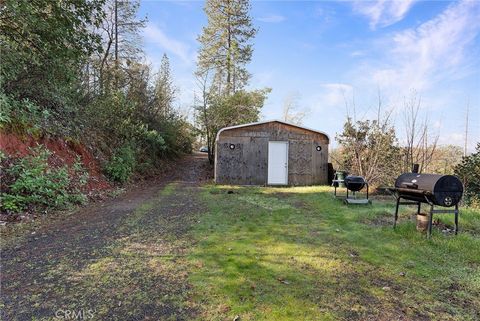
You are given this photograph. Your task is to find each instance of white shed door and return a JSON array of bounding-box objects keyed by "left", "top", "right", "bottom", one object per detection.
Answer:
[{"left": 268, "top": 141, "right": 288, "bottom": 185}]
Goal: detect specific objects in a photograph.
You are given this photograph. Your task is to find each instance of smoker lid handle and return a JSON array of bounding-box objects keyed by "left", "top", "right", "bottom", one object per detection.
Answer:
[
  {"left": 401, "top": 182, "right": 418, "bottom": 189},
  {"left": 395, "top": 187, "right": 432, "bottom": 196}
]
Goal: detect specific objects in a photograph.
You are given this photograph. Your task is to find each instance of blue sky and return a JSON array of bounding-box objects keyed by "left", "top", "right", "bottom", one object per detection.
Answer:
[{"left": 139, "top": 0, "right": 480, "bottom": 151}]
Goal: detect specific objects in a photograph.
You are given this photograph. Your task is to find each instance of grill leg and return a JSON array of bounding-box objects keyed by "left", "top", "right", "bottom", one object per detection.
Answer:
[
  {"left": 417, "top": 202, "right": 421, "bottom": 215},
  {"left": 454, "top": 204, "right": 459, "bottom": 235},
  {"left": 427, "top": 205, "right": 434, "bottom": 238},
  {"left": 394, "top": 197, "right": 400, "bottom": 229}
]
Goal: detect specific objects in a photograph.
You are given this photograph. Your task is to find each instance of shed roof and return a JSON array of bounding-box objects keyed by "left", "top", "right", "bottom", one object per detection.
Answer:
[{"left": 216, "top": 119, "right": 330, "bottom": 142}]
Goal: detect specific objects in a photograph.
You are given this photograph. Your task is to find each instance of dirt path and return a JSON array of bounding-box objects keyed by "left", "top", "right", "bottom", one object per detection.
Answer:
[{"left": 1, "top": 153, "right": 212, "bottom": 321}]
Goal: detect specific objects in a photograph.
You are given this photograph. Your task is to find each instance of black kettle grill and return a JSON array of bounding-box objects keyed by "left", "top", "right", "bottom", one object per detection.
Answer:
[{"left": 333, "top": 172, "right": 370, "bottom": 204}]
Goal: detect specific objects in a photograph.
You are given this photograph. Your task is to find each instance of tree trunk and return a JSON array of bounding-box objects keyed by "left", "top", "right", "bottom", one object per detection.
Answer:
[
  {"left": 114, "top": 0, "right": 119, "bottom": 89},
  {"left": 226, "top": 17, "right": 232, "bottom": 94}
]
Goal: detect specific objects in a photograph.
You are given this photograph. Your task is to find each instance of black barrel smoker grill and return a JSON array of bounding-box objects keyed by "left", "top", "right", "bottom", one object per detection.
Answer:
[
  {"left": 389, "top": 172, "right": 464, "bottom": 237},
  {"left": 333, "top": 172, "right": 370, "bottom": 204}
]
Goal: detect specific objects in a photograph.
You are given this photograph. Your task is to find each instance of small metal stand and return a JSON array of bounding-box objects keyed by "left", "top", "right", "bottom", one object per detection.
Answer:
[
  {"left": 390, "top": 190, "right": 459, "bottom": 238},
  {"left": 333, "top": 180, "right": 370, "bottom": 204},
  {"left": 332, "top": 179, "right": 346, "bottom": 199}
]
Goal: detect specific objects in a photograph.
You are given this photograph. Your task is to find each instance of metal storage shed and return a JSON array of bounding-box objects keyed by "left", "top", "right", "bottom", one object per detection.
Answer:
[{"left": 214, "top": 120, "right": 330, "bottom": 186}]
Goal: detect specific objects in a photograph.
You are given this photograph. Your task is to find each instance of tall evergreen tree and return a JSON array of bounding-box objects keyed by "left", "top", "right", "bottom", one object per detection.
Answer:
[
  {"left": 194, "top": 0, "right": 269, "bottom": 164},
  {"left": 196, "top": 0, "right": 256, "bottom": 94},
  {"left": 153, "top": 54, "right": 176, "bottom": 118}
]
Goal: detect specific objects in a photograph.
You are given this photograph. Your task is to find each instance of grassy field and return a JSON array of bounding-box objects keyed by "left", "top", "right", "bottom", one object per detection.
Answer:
[
  {"left": 2, "top": 182, "right": 479, "bottom": 320},
  {"left": 190, "top": 184, "right": 480, "bottom": 321}
]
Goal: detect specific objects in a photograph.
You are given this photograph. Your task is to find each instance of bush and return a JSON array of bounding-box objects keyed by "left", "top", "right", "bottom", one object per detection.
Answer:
[
  {"left": 79, "top": 91, "right": 194, "bottom": 178},
  {"left": 137, "top": 127, "right": 166, "bottom": 159},
  {"left": 147, "top": 116, "right": 194, "bottom": 158},
  {"left": 0, "top": 146, "right": 88, "bottom": 213},
  {"left": 0, "top": 92, "right": 51, "bottom": 135},
  {"left": 104, "top": 145, "right": 136, "bottom": 183},
  {"left": 455, "top": 143, "right": 480, "bottom": 208}
]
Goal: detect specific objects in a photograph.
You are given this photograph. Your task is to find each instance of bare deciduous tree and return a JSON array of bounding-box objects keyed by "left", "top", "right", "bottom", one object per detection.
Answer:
[
  {"left": 91, "top": 0, "right": 146, "bottom": 93},
  {"left": 402, "top": 91, "right": 439, "bottom": 173},
  {"left": 282, "top": 92, "right": 308, "bottom": 125},
  {"left": 194, "top": 71, "right": 216, "bottom": 164},
  {"left": 336, "top": 92, "right": 400, "bottom": 186}
]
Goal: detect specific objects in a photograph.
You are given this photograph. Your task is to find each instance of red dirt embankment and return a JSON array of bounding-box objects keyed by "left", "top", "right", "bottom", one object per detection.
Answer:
[{"left": 0, "top": 132, "right": 111, "bottom": 193}]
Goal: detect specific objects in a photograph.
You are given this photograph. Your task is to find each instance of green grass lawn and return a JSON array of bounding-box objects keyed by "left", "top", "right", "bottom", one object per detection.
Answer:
[
  {"left": 189, "top": 185, "right": 480, "bottom": 321},
  {"left": 2, "top": 183, "right": 478, "bottom": 320}
]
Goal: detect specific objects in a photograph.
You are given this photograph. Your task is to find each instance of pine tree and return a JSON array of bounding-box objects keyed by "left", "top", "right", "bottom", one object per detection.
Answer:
[
  {"left": 153, "top": 54, "right": 176, "bottom": 118},
  {"left": 195, "top": 0, "right": 269, "bottom": 164},
  {"left": 196, "top": 0, "right": 256, "bottom": 94}
]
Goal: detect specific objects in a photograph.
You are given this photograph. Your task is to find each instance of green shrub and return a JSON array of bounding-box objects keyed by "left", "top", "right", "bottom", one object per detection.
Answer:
[
  {"left": 0, "top": 146, "right": 88, "bottom": 213},
  {"left": 104, "top": 145, "right": 136, "bottom": 183},
  {"left": 0, "top": 93, "right": 13, "bottom": 126},
  {"left": 79, "top": 91, "right": 194, "bottom": 178},
  {"left": 135, "top": 160, "right": 155, "bottom": 176},
  {"left": 72, "top": 156, "right": 89, "bottom": 187},
  {"left": 148, "top": 116, "right": 194, "bottom": 157},
  {"left": 81, "top": 92, "right": 139, "bottom": 148},
  {"left": 1, "top": 194, "right": 27, "bottom": 213},
  {"left": 136, "top": 127, "right": 166, "bottom": 160},
  {"left": 0, "top": 91, "right": 51, "bottom": 135},
  {"left": 455, "top": 143, "right": 480, "bottom": 208},
  {"left": 143, "top": 129, "right": 166, "bottom": 151}
]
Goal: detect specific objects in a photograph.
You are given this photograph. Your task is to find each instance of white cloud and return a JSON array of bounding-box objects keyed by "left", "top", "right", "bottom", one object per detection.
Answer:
[
  {"left": 257, "top": 14, "right": 286, "bottom": 23},
  {"left": 353, "top": 0, "right": 417, "bottom": 29},
  {"left": 347, "top": 0, "right": 480, "bottom": 150},
  {"left": 350, "top": 50, "right": 365, "bottom": 57},
  {"left": 313, "top": 5, "right": 335, "bottom": 24},
  {"left": 299, "top": 83, "right": 353, "bottom": 122},
  {"left": 143, "top": 23, "right": 193, "bottom": 64},
  {"left": 359, "top": 0, "right": 480, "bottom": 97},
  {"left": 320, "top": 83, "right": 353, "bottom": 107}
]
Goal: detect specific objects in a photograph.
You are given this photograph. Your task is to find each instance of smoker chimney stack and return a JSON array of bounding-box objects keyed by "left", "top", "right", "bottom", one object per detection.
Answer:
[{"left": 412, "top": 164, "right": 419, "bottom": 173}]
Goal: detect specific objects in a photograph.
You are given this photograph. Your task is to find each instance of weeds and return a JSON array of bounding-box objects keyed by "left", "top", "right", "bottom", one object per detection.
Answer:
[
  {"left": 0, "top": 145, "right": 88, "bottom": 214},
  {"left": 104, "top": 145, "right": 136, "bottom": 183}
]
